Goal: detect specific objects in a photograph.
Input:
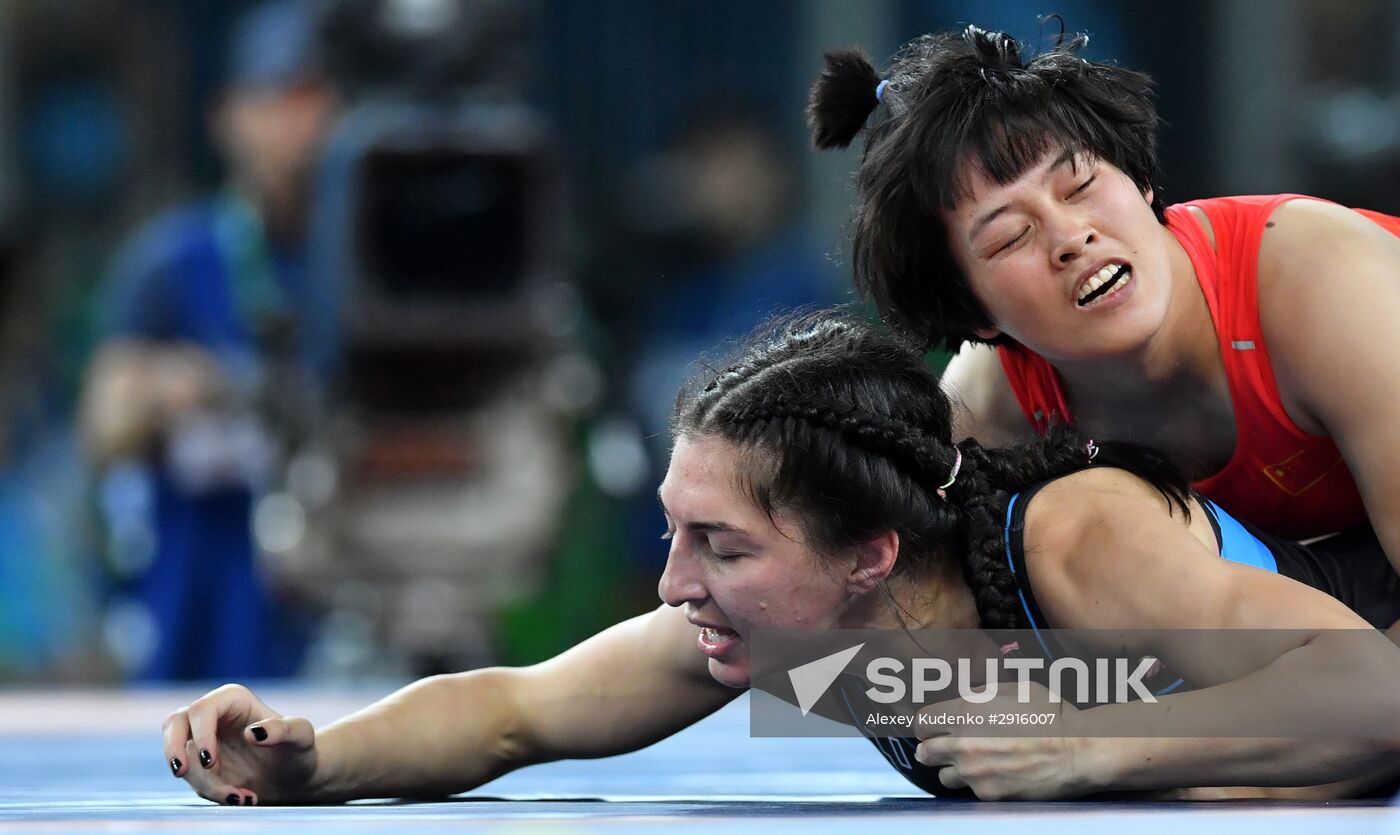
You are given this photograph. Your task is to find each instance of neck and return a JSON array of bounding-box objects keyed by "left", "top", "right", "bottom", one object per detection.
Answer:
[{"left": 846, "top": 564, "right": 980, "bottom": 632}]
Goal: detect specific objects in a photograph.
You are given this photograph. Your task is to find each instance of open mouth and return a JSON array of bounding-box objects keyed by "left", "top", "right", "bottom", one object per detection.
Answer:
[
  {"left": 700, "top": 626, "right": 738, "bottom": 646},
  {"left": 1076, "top": 264, "right": 1132, "bottom": 307}
]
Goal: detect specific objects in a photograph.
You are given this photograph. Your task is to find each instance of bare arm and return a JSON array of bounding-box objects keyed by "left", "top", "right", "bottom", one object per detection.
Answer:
[
  {"left": 1027, "top": 473, "right": 1400, "bottom": 793},
  {"left": 165, "top": 605, "right": 738, "bottom": 804},
  {"left": 1259, "top": 199, "right": 1400, "bottom": 577},
  {"left": 940, "top": 341, "right": 1036, "bottom": 447}
]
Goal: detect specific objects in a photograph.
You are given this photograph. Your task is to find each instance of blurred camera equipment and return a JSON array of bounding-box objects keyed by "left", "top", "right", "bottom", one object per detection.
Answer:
[{"left": 257, "top": 0, "right": 594, "bottom": 676}]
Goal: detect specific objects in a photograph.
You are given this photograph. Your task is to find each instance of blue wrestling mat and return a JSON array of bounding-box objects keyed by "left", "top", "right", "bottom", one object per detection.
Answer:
[{"left": 0, "top": 688, "right": 1395, "bottom": 833}]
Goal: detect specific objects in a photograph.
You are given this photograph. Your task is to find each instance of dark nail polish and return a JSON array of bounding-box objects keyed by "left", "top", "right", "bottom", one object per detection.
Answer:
[
  {"left": 170, "top": 757, "right": 182, "bottom": 776},
  {"left": 242, "top": 795, "right": 253, "bottom": 806},
  {"left": 250, "top": 725, "right": 267, "bottom": 742},
  {"left": 226, "top": 794, "right": 239, "bottom": 806},
  {"left": 199, "top": 749, "right": 213, "bottom": 768}
]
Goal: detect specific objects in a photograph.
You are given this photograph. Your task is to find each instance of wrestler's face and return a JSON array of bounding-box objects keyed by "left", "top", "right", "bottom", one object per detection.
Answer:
[
  {"left": 942, "top": 151, "right": 1175, "bottom": 363},
  {"left": 656, "top": 435, "right": 856, "bottom": 688}
]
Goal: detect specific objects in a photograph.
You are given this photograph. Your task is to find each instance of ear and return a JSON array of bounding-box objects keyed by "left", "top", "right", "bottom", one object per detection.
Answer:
[
  {"left": 847, "top": 530, "right": 900, "bottom": 596},
  {"left": 1143, "top": 183, "right": 1155, "bottom": 206},
  {"left": 972, "top": 325, "right": 1002, "bottom": 340}
]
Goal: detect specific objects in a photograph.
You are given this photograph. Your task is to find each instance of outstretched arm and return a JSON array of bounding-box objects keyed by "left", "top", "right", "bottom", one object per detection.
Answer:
[{"left": 164, "top": 604, "right": 737, "bottom": 805}]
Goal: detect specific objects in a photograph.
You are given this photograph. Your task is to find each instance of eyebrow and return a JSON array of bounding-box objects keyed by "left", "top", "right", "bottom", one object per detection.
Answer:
[
  {"left": 967, "top": 148, "right": 1081, "bottom": 242},
  {"left": 656, "top": 487, "right": 746, "bottom": 534}
]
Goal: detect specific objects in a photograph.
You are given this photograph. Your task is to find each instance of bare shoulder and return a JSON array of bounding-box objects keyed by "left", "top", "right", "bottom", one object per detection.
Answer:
[
  {"left": 1256, "top": 198, "right": 1400, "bottom": 433},
  {"left": 1259, "top": 198, "right": 1400, "bottom": 272},
  {"left": 1015, "top": 465, "right": 1371, "bottom": 635},
  {"left": 1021, "top": 468, "right": 1184, "bottom": 562},
  {"left": 940, "top": 342, "right": 1034, "bottom": 446},
  {"left": 1017, "top": 469, "right": 1216, "bottom": 629}
]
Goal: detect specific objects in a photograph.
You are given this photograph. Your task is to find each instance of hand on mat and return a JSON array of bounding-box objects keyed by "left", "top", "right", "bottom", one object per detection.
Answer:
[
  {"left": 913, "top": 685, "right": 1089, "bottom": 800},
  {"left": 163, "top": 684, "right": 318, "bottom": 806}
]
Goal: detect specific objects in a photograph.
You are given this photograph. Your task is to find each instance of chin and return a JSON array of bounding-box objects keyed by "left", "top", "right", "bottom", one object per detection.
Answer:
[
  {"left": 1064, "top": 307, "right": 1165, "bottom": 360},
  {"left": 708, "top": 657, "right": 753, "bottom": 689}
]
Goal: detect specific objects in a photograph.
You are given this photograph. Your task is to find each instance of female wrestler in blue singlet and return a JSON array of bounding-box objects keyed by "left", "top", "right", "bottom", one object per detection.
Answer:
[
  {"left": 861, "top": 481, "right": 1400, "bottom": 799},
  {"left": 162, "top": 310, "right": 1400, "bottom": 805}
]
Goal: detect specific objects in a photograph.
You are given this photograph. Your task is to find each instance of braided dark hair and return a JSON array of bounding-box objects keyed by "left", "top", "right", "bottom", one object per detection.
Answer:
[
  {"left": 672, "top": 309, "right": 1190, "bottom": 629},
  {"left": 806, "top": 24, "right": 1163, "bottom": 353}
]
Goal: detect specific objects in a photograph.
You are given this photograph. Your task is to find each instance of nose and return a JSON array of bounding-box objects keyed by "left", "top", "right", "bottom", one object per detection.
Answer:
[
  {"left": 1049, "top": 213, "right": 1096, "bottom": 267},
  {"left": 657, "top": 540, "right": 707, "bottom": 608}
]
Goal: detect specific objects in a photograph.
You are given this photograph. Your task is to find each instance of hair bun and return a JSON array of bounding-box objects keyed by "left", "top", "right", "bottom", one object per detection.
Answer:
[
  {"left": 963, "top": 25, "right": 1024, "bottom": 68},
  {"left": 807, "top": 48, "right": 882, "bottom": 150}
]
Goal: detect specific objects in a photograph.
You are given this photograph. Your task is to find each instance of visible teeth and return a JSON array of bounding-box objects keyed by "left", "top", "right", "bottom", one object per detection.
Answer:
[
  {"left": 1077, "top": 265, "right": 1130, "bottom": 304},
  {"left": 702, "top": 626, "right": 733, "bottom": 643}
]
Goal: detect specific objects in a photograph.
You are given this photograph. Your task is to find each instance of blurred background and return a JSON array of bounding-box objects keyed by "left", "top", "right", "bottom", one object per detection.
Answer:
[{"left": 0, "top": 0, "right": 1393, "bottom": 685}]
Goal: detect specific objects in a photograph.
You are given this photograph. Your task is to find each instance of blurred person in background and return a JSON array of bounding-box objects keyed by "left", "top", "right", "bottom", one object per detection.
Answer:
[
  {"left": 79, "top": 0, "right": 340, "bottom": 680},
  {"left": 624, "top": 108, "right": 840, "bottom": 438},
  {"left": 615, "top": 108, "right": 840, "bottom": 601}
]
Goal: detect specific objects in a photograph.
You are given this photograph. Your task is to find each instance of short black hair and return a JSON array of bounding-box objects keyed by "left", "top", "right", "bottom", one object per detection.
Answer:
[{"left": 807, "top": 26, "right": 1163, "bottom": 352}]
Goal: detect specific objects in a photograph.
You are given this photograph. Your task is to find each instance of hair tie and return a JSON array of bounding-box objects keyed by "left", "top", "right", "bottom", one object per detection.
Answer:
[
  {"left": 875, "top": 79, "right": 890, "bottom": 102},
  {"left": 1086, "top": 439, "right": 1100, "bottom": 462},
  {"left": 936, "top": 448, "right": 962, "bottom": 499}
]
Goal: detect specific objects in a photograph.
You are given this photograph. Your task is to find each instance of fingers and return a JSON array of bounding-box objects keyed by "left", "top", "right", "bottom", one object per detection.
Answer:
[
  {"left": 162, "top": 709, "right": 193, "bottom": 778},
  {"left": 938, "top": 765, "right": 967, "bottom": 791},
  {"left": 244, "top": 716, "right": 315, "bottom": 752},
  {"left": 915, "top": 735, "right": 954, "bottom": 767},
  {"left": 914, "top": 717, "right": 952, "bottom": 740},
  {"left": 177, "top": 742, "right": 260, "bottom": 806},
  {"left": 184, "top": 717, "right": 313, "bottom": 807},
  {"left": 162, "top": 684, "right": 271, "bottom": 779},
  {"left": 918, "top": 736, "right": 972, "bottom": 796},
  {"left": 162, "top": 684, "right": 297, "bottom": 806},
  {"left": 186, "top": 694, "right": 228, "bottom": 771}
]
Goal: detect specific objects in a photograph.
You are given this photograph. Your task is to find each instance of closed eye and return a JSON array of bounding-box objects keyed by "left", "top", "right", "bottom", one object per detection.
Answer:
[
  {"left": 1070, "top": 174, "right": 1096, "bottom": 197},
  {"left": 705, "top": 536, "right": 748, "bottom": 559},
  {"left": 994, "top": 228, "right": 1029, "bottom": 255}
]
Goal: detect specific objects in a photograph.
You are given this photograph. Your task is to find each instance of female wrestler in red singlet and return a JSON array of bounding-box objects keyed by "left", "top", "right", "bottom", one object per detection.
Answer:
[{"left": 809, "top": 25, "right": 1400, "bottom": 586}]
